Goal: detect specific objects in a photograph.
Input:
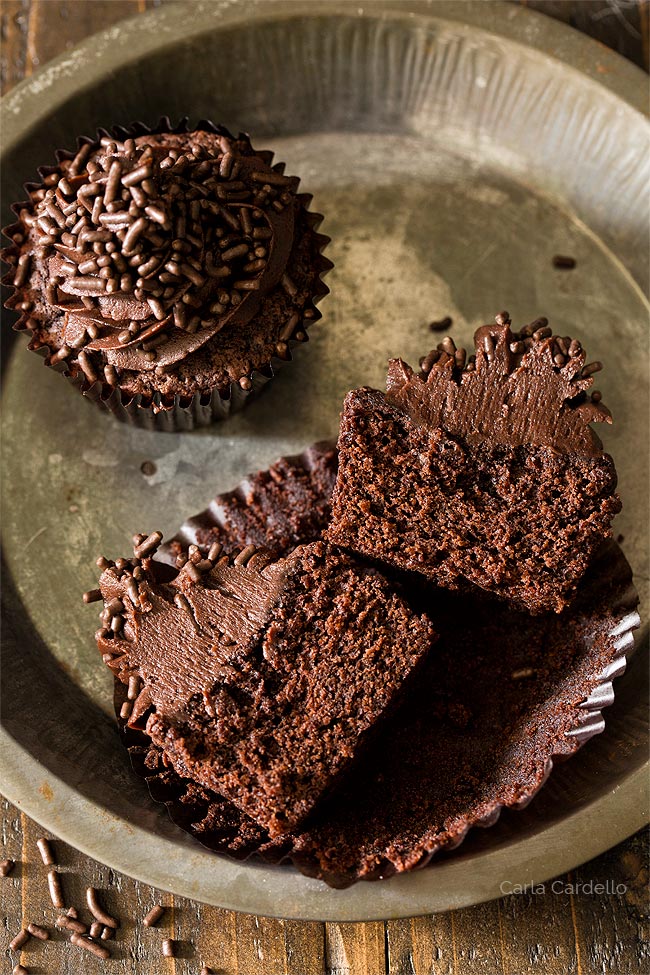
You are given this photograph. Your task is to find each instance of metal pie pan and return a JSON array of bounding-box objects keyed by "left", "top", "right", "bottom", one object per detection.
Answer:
[{"left": 1, "top": 0, "right": 648, "bottom": 920}]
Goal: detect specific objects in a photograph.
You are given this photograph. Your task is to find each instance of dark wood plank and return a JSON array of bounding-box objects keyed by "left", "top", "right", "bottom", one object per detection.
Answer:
[{"left": 325, "top": 921, "right": 387, "bottom": 975}]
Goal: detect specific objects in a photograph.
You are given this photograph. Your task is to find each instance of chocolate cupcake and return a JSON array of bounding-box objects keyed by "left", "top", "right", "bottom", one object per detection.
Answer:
[
  {"left": 2, "top": 118, "right": 331, "bottom": 430},
  {"left": 327, "top": 315, "right": 621, "bottom": 614},
  {"left": 108, "top": 453, "right": 638, "bottom": 887},
  {"left": 92, "top": 535, "right": 436, "bottom": 837}
]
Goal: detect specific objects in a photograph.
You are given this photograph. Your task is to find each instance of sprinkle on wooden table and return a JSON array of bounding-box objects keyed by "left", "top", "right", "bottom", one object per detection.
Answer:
[
  {"left": 9, "top": 928, "right": 29, "bottom": 951},
  {"left": 13, "top": 964, "right": 29, "bottom": 975},
  {"left": 36, "top": 837, "right": 55, "bottom": 865},
  {"left": 101, "top": 925, "right": 114, "bottom": 940},
  {"left": 0, "top": 858, "right": 15, "bottom": 876},
  {"left": 56, "top": 914, "right": 88, "bottom": 934},
  {"left": 47, "top": 868, "right": 65, "bottom": 908},
  {"left": 27, "top": 922, "right": 49, "bottom": 940},
  {"left": 70, "top": 932, "right": 111, "bottom": 960},
  {"left": 90, "top": 921, "right": 103, "bottom": 938},
  {"left": 162, "top": 937, "right": 176, "bottom": 957},
  {"left": 143, "top": 904, "right": 165, "bottom": 927},
  {"left": 86, "top": 886, "right": 119, "bottom": 927}
]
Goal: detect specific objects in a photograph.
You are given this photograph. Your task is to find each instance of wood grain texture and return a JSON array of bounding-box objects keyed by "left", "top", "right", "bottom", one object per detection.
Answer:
[{"left": 1, "top": 2, "right": 648, "bottom": 974}]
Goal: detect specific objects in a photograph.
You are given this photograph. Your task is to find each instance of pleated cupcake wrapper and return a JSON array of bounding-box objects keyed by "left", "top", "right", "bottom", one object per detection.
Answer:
[
  {"left": 2, "top": 116, "right": 333, "bottom": 431},
  {"left": 108, "top": 448, "right": 640, "bottom": 886}
]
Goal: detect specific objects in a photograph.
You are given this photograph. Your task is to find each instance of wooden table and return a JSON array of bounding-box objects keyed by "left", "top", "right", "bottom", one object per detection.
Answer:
[{"left": 1, "top": 3, "right": 648, "bottom": 973}]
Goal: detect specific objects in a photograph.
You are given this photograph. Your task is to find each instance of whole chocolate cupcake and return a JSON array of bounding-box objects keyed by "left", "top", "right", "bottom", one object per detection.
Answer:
[{"left": 2, "top": 118, "right": 331, "bottom": 430}]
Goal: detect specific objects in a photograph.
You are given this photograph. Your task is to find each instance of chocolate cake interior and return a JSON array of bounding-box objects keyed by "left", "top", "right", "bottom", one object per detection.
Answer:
[
  {"left": 97, "top": 540, "right": 435, "bottom": 837},
  {"left": 327, "top": 320, "right": 621, "bottom": 614}
]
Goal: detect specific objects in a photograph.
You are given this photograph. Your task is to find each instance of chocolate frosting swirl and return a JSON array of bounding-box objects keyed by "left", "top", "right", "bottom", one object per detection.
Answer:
[{"left": 26, "top": 128, "right": 300, "bottom": 373}]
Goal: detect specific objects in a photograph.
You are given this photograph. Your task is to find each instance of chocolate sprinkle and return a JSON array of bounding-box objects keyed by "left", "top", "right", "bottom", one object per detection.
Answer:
[
  {"left": 143, "top": 904, "right": 165, "bottom": 927},
  {"left": 70, "top": 932, "right": 111, "bottom": 960},
  {"left": 47, "top": 868, "right": 65, "bottom": 909},
  {"left": 9, "top": 929, "right": 29, "bottom": 951},
  {"left": 86, "top": 886, "right": 118, "bottom": 928},
  {"left": 36, "top": 837, "right": 55, "bottom": 865},
  {"left": 552, "top": 254, "right": 577, "bottom": 269},
  {"left": 56, "top": 914, "right": 88, "bottom": 935},
  {"left": 0, "top": 858, "right": 15, "bottom": 876},
  {"left": 162, "top": 938, "right": 176, "bottom": 958}
]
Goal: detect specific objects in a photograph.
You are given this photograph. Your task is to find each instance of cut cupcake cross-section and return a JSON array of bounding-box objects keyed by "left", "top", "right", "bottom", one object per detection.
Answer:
[
  {"left": 327, "top": 314, "right": 621, "bottom": 614},
  {"left": 91, "top": 535, "right": 436, "bottom": 837}
]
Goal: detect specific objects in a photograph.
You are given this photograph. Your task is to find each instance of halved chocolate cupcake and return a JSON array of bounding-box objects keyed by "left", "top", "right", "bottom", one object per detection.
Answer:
[
  {"left": 2, "top": 118, "right": 331, "bottom": 430},
  {"left": 327, "top": 315, "right": 621, "bottom": 614},
  {"left": 92, "top": 535, "right": 436, "bottom": 837},
  {"left": 107, "top": 448, "right": 638, "bottom": 887}
]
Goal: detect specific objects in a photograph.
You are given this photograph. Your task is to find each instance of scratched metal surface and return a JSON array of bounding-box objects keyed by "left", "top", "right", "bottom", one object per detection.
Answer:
[{"left": 1, "top": 0, "right": 648, "bottom": 920}]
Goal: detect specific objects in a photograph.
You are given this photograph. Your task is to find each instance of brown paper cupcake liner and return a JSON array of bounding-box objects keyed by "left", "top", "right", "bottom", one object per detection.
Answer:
[
  {"left": 2, "top": 117, "right": 332, "bottom": 431},
  {"left": 111, "top": 447, "right": 639, "bottom": 887}
]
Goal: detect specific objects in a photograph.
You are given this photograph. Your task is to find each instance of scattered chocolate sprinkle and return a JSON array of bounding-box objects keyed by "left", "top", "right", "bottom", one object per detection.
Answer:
[
  {"left": 0, "top": 858, "right": 15, "bottom": 876},
  {"left": 36, "top": 837, "right": 55, "bottom": 865},
  {"left": 182, "top": 562, "right": 202, "bottom": 584},
  {"left": 140, "top": 460, "right": 157, "bottom": 477},
  {"left": 438, "top": 336, "right": 456, "bottom": 356},
  {"left": 234, "top": 544, "right": 257, "bottom": 566},
  {"left": 12, "top": 253, "right": 31, "bottom": 288},
  {"left": 134, "top": 531, "right": 163, "bottom": 559},
  {"left": 90, "top": 921, "right": 103, "bottom": 939},
  {"left": 143, "top": 904, "right": 165, "bottom": 927},
  {"left": 120, "top": 700, "right": 133, "bottom": 720},
  {"left": 104, "top": 364, "right": 119, "bottom": 386},
  {"left": 83, "top": 589, "right": 102, "bottom": 604},
  {"left": 582, "top": 361, "right": 603, "bottom": 377},
  {"left": 9, "top": 929, "right": 29, "bottom": 951},
  {"left": 56, "top": 914, "right": 88, "bottom": 935},
  {"left": 162, "top": 938, "right": 176, "bottom": 958},
  {"left": 13, "top": 964, "right": 29, "bottom": 975},
  {"left": 207, "top": 542, "right": 223, "bottom": 562},
  {"left": 552, "top": 254, "right": 576, "bottom": 269},
  {"left": 77, "top": 350, "right": 98, "bottom": 383},
  {"left": 281, "top": 272, "right": 297, "bottom": 296},
  {"left": 86, "top": 886, "right": 118, "bottom": 928},
  {"left": 47, "top": 868, "right": 65, "bottom": 908},
  {"left": 52, "top": 343, "right": 72, "bottom": 362},
  {"left": 429, "top": 316, "right": 453, "bottom": 332},
  {"left": 26, "top": 923, "right": 49, "bottom": 940},
  {"left": 494, "top": 310, "right": 511, "bottom": 326},
  {"left": 280, "top": 311, "right": 300, "bottom": 342},
  {"left": 70, "top": 932, "right": 111, "bottom": 959}
]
